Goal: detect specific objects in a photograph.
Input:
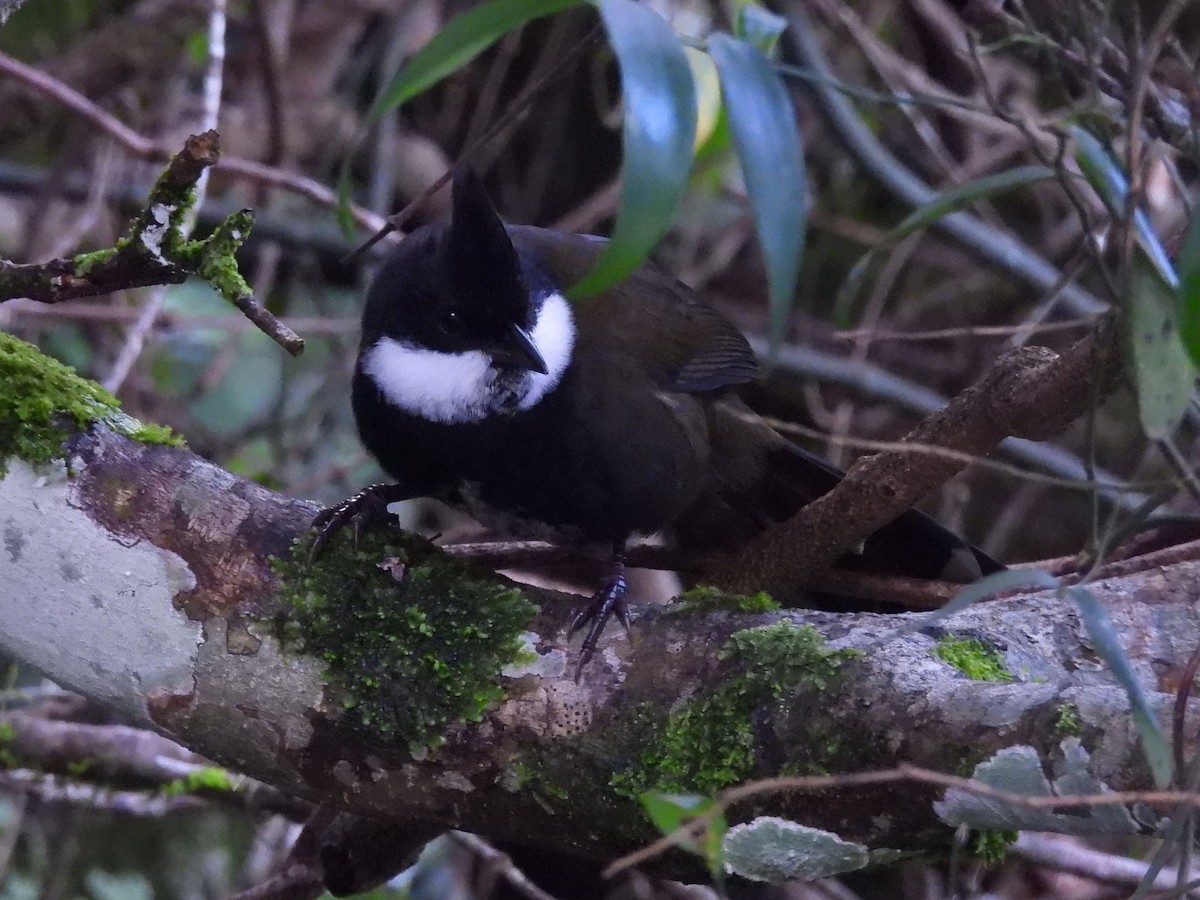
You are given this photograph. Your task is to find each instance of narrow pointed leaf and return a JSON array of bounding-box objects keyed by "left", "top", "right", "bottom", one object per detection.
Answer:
[
  {"left": 569, "top": 0, "right": 696, "bottom": 297},
  {"left": 337, "top": 0, "right": 580, "bottom": 235},
  {"left": 709, "top": 33, "right": 806, "bottom": 350},
  {"left": 1176, "top": 210, "right": 1200, "bottom": 368},
  {"left": 889, "top": 166, "right": 1057, "bottom": 244},
  {"left": 883, "top": 568, "right": 1059, "bottom": 644},
  {"left": 909, "top": 568, "right": 1059, "bottom": 635},
  {"left": 1065, "top": 585, "right": 1173, "bottom": 788},
  {"left": 366, "top": 0, "right": 580, "bottom": 125},
  {"left": 836, "top": 167, "right": 1056, "bottom": 313},
  {"left": 1070, "top": 125, "right": 1178, "bottom": 288},
  {"left": 1125, "top": 258, "right": 1196, "bottom": 438}
]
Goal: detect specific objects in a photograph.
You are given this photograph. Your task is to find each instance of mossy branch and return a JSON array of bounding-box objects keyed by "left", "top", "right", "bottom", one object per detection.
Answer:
[
  {"left": 1, "top": 337, "right": 1197, "bottom": 879},
  {"left": 0, "top": 130, "right": 303, "bottom": 357}
]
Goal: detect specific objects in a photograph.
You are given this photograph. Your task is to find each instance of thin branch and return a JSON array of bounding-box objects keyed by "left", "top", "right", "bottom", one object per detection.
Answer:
[
  {"left": 0, "top": 49, "right": 386, "bottom": 234},
  {"left": 0, "top": 769, "right": 205, "bottom": 817},
  {"left": 0, "top": 132, "right": 305, "bottom": 357},
  {"left": 720, "top": 319, "right": 1124, "bottom": 596},
  {"left": 606, "top": 762, "right": 1200, "bottom": 878},
  {"left": 1012, "top": 832, "right": 1199, "bottom": 892},
  {"left": 452, "top": 832, "right": 565, "bottom": 900}
]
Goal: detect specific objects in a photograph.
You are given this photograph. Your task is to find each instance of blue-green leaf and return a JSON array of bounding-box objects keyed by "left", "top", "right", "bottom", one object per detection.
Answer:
[
  {"left": 890, "top": 166, "right": 1057, "bottom": 243},
  {"left": 1125, "top": 258, "right": 1196, "bottom": 439},
  {"left": 1070, "top": 125, "right": 1178, "bottom": 289},
  {"left": 734, "top": 4, "right": 787, "bottom": 57},
  {"left": 911, "top": 568, "right": 1060, "bottom": 636},
  {"left": 709, "top": 33, "right": 806, "bottom": 351},
  {"left": 569, "top": 0, "right": 696, "bottom": 297},
  {"left": 1176, "top": 210, "right": 1200, "bottom": 368},
  {"left": 1064, "top": 585, "right": 1172, "bottom": 788},
  {"left": 366, "top": 0, "right": 581, "bottom": 126}
]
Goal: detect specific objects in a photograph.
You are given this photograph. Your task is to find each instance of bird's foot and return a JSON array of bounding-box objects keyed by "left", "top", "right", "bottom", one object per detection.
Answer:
[
  {"left": 308, "top": 483, "right": 409, "bottom": 562},
  {"left": 567, "top": 557, "right": 629, "bottom": 681}
]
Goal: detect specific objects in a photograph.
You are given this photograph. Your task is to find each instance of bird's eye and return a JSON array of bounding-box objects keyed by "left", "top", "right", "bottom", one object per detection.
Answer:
[{"left": 437, "top": 308, "right": 465, "bottom": 335}]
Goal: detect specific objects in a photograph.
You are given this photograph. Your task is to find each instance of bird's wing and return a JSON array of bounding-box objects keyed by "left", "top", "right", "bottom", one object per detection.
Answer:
[{"left": 508, "top": 226, "right": 758, "bottom": 394}]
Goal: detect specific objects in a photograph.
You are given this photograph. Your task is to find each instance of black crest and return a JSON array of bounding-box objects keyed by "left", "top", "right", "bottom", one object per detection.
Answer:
[{"left": 445, "top": 168, "right": 528, "bottom": 323}]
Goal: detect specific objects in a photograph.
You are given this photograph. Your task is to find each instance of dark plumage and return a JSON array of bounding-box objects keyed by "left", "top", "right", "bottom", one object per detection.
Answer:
[{"left": 316, "top": 169, "right": 1001, "bottom": 675}]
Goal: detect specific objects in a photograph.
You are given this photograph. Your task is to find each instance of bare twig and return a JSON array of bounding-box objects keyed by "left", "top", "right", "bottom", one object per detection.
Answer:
[
  {"left": 353, "top": 24, "right": 603, "bottom": 259},
  {"left": 452, "top": 832, "right": 565, "bottom": 900},
  {"left": 0, "top": 49, "right": 386, "bottom": 234},
  {"left": 0, "top": 132, "right": 305, "bottom": 358}
]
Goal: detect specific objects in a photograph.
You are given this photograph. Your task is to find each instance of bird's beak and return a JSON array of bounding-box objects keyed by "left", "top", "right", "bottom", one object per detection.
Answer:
[{"left": 490, "top": 323, "right": 549, "bottom": 374}]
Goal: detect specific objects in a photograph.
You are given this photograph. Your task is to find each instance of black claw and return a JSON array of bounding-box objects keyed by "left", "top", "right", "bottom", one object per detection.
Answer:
[
  {"left": 308, "top": 484, "right": 408, "bottom": 563},
  {"left": 568, "top": 549, "right": 629, "bottom": 681}
]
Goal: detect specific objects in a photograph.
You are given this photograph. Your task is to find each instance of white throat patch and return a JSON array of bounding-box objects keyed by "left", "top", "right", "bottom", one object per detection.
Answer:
[{"left": 361, "top": 292, "right": 575, "bottom": 424}]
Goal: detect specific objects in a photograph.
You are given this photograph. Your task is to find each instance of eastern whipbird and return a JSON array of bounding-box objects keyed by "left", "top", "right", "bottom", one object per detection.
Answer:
[{"left": 312, "top": 168, "right": 1001, "bottom": 677}]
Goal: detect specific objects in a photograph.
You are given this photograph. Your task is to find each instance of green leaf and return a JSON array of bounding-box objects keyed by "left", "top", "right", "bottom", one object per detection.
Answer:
[
  {"left": 709, "top": 33, "right": 807, "bottom": 351},
  {"left": 365, "top": 0, "right": 581, "bottom": 126},
  {"left": 641, "top": 791, "right": 713, "bottom": 837},
  {"left": 1064, "top": 585, "right": 1173, "bottom": 788},
  {"left": 1069, "top": 125, "right": 1177, "bottom": 289},
  {"left": 1124, "top": 258, "right": 1197, "bottom": 439},
  {"left": 569, "top": 0, "right": 696, "bottom": 297},
  {"left": 337, "top": 0, "right": 580, "bottom": 234},
  {"left": 641, "top": 792, "right": 726, "bottom": 878},
  {"left": 722, "top": 817, "right": 870, "bottom": 881},
  {"left": 837, "top": 166, "right": 1056, "bottom": 314},
  {"left": 1176, "top": 210, "right": 1200, "bottom": 368}
]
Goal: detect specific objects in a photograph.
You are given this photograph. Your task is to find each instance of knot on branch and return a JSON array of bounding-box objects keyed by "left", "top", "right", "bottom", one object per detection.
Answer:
[{"left": 979, "top": 345, "right": 1064, "bottom": 440}]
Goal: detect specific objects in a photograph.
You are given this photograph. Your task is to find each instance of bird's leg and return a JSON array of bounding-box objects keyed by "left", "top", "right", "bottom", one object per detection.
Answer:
[
  {"left": 308, "top": 483, "right": 412, "bottom": 562},
  {"left": 567, "top": 540, "right": 629, "bottom": 680}
]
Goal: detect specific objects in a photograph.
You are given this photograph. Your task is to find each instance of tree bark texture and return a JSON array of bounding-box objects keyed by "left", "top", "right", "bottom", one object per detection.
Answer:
[{"left": 2, "top": 421, "right": 1198, "bottom": 877}]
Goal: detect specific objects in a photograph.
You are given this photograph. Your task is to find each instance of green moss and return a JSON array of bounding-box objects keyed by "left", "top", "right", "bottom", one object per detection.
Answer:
[
  {"left": 0, "top": 721, "right": 17, "bottom": 769},
  {"left": 934, "top": 637, "right": 1013, "bottom": 682},
  {"left": 0, "top": 333, "right": 184, "bottom": 476},
  {"left": 273, "top": 529, "right": 537, "bottom": 753},
  {"left": 1055, "top": 702, "right": 1082, "bottom": 737},
  {"left": 163, "top": 765, "right": 237, "bottom": 796},
  {"left": 615, "top": 623, "right": 859, "bottom": 796},
  {"left": 968, "top": 829, "right": 1017, "bottom": 864},
  {"left": 73, "top": 248, "right": 117, "bottom": 275},
  {"left": 187, "top": 209, "right": 255, "bottom": 306},
  {"left": 669, "top": 585, "right": 780, "bottom": 615}
]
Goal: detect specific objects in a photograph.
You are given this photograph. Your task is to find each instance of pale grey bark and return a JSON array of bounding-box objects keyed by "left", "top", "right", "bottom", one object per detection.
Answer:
[{"left": 1, "top": 424, "right": 1197, "bottom": 877}]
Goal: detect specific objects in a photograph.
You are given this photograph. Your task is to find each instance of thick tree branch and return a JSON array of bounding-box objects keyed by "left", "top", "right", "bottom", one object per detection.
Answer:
[{"left": 1, "top": 397, "right": 1197, "bottom": 879}]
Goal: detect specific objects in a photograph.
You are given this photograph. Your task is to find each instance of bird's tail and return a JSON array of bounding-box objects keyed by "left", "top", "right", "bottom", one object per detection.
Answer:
[
  {"left": 760, "top": 441, "right": 1002, "bottom": 582},
  {"left": 677, "top": 431, "right": 1001, "bottom": 582}
]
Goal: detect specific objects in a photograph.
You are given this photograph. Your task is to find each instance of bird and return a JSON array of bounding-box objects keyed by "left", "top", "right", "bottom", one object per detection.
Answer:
[{"left": 313, "top": 167, "right": 1002, "bottom": 676}]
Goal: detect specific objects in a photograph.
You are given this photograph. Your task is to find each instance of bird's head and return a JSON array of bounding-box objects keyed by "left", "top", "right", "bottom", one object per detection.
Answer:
[{"left": 358, "top": 168, "right": 575, "bottom": 424}]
